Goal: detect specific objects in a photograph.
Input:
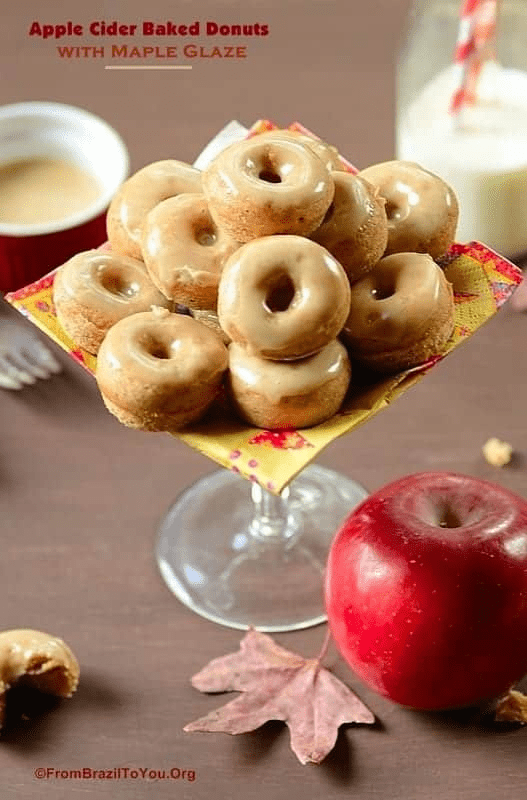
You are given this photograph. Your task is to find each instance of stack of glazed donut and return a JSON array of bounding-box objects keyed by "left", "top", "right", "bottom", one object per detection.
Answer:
[
  {"left": 217, "top": 235, "right": 352, "bottom": 429},
  {"left": 53, "top": 128, "right": 459, "bottom": 433}
]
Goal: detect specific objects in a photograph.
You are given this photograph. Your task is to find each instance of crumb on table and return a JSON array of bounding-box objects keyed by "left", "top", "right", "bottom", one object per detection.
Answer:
[
  {"left": 482, "top": 437, "right": 513, "bottom": 467},
  {"left": 495, "top": 689, "right": 527, "bottom": 723}
]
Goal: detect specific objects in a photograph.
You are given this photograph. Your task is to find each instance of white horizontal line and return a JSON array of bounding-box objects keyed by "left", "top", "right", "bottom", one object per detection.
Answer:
[{"left": 104, "top": 65, "right": 192, "bottom": 70}]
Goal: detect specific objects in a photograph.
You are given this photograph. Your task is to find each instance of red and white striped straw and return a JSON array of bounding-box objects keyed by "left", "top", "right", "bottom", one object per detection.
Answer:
[{"left": 450, "top": 0, "right": 500, "bottom": 114}]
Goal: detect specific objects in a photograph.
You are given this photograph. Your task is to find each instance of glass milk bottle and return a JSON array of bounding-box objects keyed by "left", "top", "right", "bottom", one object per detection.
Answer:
[{"left": 396, "top": 0, "right": 527, "bottom": 258}]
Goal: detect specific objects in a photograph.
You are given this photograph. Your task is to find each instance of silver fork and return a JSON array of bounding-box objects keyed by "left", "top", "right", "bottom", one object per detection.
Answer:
[{"left": 0, "top": 316, "right": 61, "bottom": 389}]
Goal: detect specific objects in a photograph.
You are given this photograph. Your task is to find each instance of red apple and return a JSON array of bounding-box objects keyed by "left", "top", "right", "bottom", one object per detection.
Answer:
[{"left": 325, "top": 472, "right": 527, "bottom": 710}]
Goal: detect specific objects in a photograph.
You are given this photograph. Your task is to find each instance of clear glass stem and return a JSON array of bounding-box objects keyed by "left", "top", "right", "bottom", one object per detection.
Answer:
[{"left": 249, "top": 482, "right": 293, "bottom": 540}]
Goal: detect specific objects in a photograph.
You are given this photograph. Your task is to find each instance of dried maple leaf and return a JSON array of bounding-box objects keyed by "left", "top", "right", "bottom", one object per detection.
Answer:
[{"left": 184, "top": 628, "right": 374, "bottom": 765}]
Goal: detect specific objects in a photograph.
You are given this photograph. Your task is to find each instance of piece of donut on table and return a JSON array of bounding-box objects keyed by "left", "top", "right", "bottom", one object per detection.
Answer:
[
  {"left": 357, "top": 160, "right": 459, "bottom": 259},
  {"left": 96, "top": 307, "right": 228, "bottom": 432},
  {"left": 141, "top": 193, "right": 240, "bottom": 311},
  {"left": 227, "top": 340, "right": 351, "bottom": 430},
  {"left": 202, "top": 133, "right": 335, "bottom": 242},
  {"left": 340, "top": 252, "right": 455, "bottom": 374},
  {"left": 217, "top": 235, "right": 351, "bottom": 360},
  {"left": 107, "top": 159, "right": 202, "bottom": 260},
  {"left": 53, "top": 250, "right": 171, "bottom": 355}
]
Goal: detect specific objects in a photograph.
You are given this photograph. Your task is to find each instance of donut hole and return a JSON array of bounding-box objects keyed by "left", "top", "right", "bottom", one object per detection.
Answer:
[
  {"left": 149, "top": 342, "right": 171, "bottom": 360},
  {"left": 264, "top": 273, "right": 296, "bottom": 313},
  {"left": 144, "top": 335, "right": 174, "bottom": 360},
  {"left": 384, "top": 200, "right": 400, "bottom": 221},
  {"left": 258, "top": 167, "right": 282, "bottom": 184},
  {"left": 100, "top": 269, "right": 139, "bottom": 298},
  {"left": 257, "top": 153, "right": 284, "bottom": 184},
  {"left": 371, "top": 279, "right": 396, "bottom": 301},
  {"left": 385, "top": 191, "right": 413, "bottom": 222},
  {"left": 194, "top": 223, "right": 217, "bottom": 247}
]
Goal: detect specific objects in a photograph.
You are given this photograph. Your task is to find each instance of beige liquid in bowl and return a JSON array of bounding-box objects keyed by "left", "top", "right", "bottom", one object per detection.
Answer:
[{"left": 0, "top": 157, "right": 101, "bottom": 225}]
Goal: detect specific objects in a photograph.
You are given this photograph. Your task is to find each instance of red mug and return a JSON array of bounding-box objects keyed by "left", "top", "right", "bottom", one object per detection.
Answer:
[{"left": 0, "top": 102, "right": 129, "bottom": 293}]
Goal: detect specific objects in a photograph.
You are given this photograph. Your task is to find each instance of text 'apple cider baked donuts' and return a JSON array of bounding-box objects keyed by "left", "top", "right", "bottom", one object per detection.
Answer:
[
  {"left": 357, "top": 160, "right": 459, "bottom": 259},
  {"left": 217, "top": 235, "right": 351, "bottom": 361},
  {"left": 141, "top": 193, "right": 240, "bottom": 310},
  {"left": 53, "top": 250, "right": 172, "bottom": 355},
  {"left": 202, "top": 133, "right": 335, "bottom": 241},
  {"left": 107, "top": 159, "right": 202, "bottom": 259},
  {"left": 340, "top": 252, "right": 455, "bottom": 374},
  {"left": 96, "top": 307, "right": 228, "bottom": 432}
]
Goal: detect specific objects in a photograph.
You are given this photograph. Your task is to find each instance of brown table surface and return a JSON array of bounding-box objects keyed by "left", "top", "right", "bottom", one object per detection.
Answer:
[{"left": 2, "top": 0, "right": 527, "bottom": 797}]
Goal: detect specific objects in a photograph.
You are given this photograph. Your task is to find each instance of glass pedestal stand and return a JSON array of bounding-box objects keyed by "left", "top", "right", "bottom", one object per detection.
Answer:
[{"left": 156, "top": 464, "right": 368, "bottom": 632}]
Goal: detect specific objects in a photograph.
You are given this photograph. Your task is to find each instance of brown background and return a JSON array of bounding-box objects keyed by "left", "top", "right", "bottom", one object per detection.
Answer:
[{"left": 1, "top": 0, "right": 527, "bottom": 797}]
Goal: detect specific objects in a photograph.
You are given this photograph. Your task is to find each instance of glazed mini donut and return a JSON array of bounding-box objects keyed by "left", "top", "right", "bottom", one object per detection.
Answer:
[
  {"left": 228, "top": 340, "right": 351, "bottom": 429},
  {"left": 107, "top": 160, "right": 202, "bottom": 260},
  {"left": 310, "top": 172, "right": 388, "bottom": 284},
  {"left": 217, "top": 235, "right": 351, "bottom": 360},
  {"left": 357, "top": 160, "right": 459, "bottom": 259},
  {"left": 53, "top": 250, "right": 171, "bottom": 354},
  {"left": 202, "top": 133, "right": 334, "bottom": 242},
  {"left": 96, "top": 307, "right": 228, "bottom": 432},
  {"left": 262, "top": 129, "right": 347, "bottom": 172},
  {"left": 340, "top": 252, "right": 455, "bottom": 373},
  {"left": 141, "top": 193, "right": 240, "bottom": 310}
]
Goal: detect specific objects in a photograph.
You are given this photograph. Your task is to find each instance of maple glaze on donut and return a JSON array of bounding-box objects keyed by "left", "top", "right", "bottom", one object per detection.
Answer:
[
  {"left": 53, "top": 250, "right": 171, "bottom": 354},
  {"left": 217, "top": 235, "right": 351, "bottom": 360},
  {"left": 311, "top": 172, "right": 388, "bottom": 284},
  {"left": 227, "top": 340, "right": 351, "bottom": 429},
  {"left": 357, "top": 161, "right": 458, "bottom": 259},
  {"left": 96, "top": 308, "right": 228, "bottom": 431},
  {"left": 141, "top": 193, "right": 240, "bottom": 310},
  {"left": 202, "top": 133, "right": 334, "bottom": 242},
  {"left": 340, "top": 252, "right": 455, "bottom": 373},
  {"left": 262, "top": 129, "right": 347, "bottom": 172},
  {"left": 107, "top": 160, "right": 202, "bottom": 260}
]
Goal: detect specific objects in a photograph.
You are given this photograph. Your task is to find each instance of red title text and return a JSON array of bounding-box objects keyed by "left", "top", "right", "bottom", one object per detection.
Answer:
[{"left": 29, "top": 20, "right": 269, "bottom": 40}]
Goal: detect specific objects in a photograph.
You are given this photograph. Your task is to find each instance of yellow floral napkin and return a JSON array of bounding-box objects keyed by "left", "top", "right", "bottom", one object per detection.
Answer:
[{"left": 6, "top": 121, "right": 522, "bottom": 493}]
